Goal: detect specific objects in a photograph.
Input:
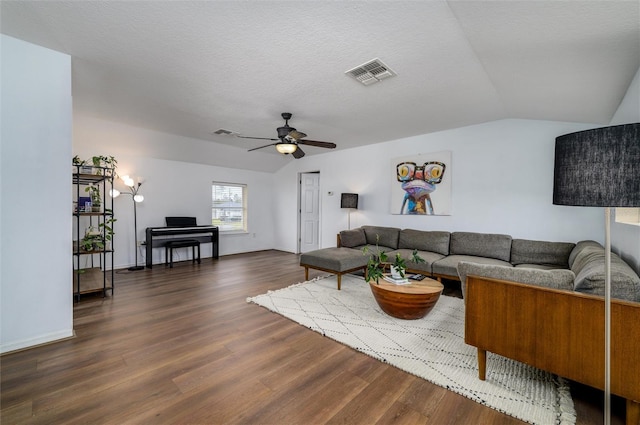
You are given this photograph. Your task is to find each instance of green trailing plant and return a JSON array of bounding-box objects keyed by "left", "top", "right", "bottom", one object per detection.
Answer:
[
  {"left": 91, "top": 155, "right": 118, "bottom": 176},
  {"left": 85, "top": 184, "right": 102, "bottom": 209},
  {"left": 363, "top": 235, "right": 425, "bottom": 283},
  {"left": 72, "top": 155, "right": 86, "bottom": 166},
  {"left": 80, "top": 226, "right": 103, "bottom": 251},
  {"left": 72, "top": 155, "right": 118, "bottom": 176},
  {"left": 79, "top": 213, "right": 116, "bottom": 252},
  {"left": 99, "top": 211, "right": 116, "bottom": 244},
  {"left": 392, "top": 250, "right": 426, "bottom": 278}
]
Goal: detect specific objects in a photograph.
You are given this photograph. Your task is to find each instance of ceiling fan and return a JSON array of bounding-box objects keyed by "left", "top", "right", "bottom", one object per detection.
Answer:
[{"left": 238, "top": 112, "right": 337, "bottom": 159}]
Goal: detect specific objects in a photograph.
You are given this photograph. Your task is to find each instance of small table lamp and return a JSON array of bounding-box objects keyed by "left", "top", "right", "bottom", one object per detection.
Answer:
[
  {"left": 341, "top": 193, "right": 359, "bottom": 230},
  {"left": 553, "top": 123, "right": 639, "bottom": 425}
]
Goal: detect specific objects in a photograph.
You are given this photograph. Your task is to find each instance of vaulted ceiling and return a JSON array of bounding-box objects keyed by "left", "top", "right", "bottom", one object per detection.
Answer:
[{"left": 2, "top": 1, "right": 639, "bottom": 172}]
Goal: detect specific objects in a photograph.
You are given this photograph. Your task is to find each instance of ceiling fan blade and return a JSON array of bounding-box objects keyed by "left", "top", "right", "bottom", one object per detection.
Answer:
[
  {"left": 298, "top": 139, "right": 337, "bottom": 149},
  {"left": 248, "top": 143, "right": 277, "bottom": 152},
  {"left": 292, "top": 146, "right": 305, "bottom": 159},
  {"left": 237, "top": 135, "right": 279, "bottom": 141}
]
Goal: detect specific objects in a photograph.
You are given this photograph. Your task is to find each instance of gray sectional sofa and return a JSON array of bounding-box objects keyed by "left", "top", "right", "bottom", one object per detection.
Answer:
[{"left": 300, "top": 225, "right": 640, "bottom": 302}]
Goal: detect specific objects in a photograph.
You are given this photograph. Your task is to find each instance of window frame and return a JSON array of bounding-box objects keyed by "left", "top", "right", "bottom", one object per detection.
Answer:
[{"left": 212, "top": 181, "right": 248, "bottom": 233}]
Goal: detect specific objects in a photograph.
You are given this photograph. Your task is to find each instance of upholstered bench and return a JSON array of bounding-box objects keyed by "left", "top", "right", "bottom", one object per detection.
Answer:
[{"left": 300, "top": 247, "right": 368, "bottom": 290}]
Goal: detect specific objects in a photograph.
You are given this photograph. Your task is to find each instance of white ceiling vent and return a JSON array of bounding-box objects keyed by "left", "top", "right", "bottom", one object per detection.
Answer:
[
  {"left": 345, "top": 58, "right": 397, "bottom": 86},
  {"left": 212, "top": 128, "right": 237, "bottom": 136}
]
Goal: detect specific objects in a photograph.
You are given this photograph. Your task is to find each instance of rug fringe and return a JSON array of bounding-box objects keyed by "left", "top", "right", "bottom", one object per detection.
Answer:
[{"left": 556, "top": 377, "right": 577, "bottom": 424}]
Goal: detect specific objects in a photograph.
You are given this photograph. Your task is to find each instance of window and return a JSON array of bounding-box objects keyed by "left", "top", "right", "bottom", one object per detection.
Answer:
[
  {"left": 615, "top": 208, "right": 640, "bottom": 227},
  {"left": 212, "top": 182, "right": 247, "bottom": 232}
]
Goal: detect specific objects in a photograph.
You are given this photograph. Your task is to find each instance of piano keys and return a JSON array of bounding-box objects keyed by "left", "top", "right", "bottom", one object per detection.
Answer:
[{"left": 145, "top": 225, "right": 219, "bottom": 268}]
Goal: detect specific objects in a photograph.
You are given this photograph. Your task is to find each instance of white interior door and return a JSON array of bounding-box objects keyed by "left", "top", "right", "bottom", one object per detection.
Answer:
[{"left": 299, "top": 172, "right": 320, "bottom": 253}]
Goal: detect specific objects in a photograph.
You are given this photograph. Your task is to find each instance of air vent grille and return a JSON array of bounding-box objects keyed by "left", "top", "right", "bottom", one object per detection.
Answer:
[
  {"left": 345, "top": 58, "right": 396, "bottom": 86},
  {"left": 212, "top": 129, "right": 236, "bottom": 136}
]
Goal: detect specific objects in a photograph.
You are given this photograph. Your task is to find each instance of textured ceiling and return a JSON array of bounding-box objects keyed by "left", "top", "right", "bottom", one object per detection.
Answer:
[{"left": 2, "top": 1, "right": 639, "bottom": 172}]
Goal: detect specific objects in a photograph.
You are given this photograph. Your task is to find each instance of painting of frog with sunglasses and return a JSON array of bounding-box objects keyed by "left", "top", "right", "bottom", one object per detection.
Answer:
[{"left": 396, "top": 161, "right": 446, "bottom": 215}]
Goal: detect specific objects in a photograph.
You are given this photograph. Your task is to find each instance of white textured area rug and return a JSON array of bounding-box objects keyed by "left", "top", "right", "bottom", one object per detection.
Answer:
[{"left": 247, "top": 275, "right": 576, "bottom": 425}]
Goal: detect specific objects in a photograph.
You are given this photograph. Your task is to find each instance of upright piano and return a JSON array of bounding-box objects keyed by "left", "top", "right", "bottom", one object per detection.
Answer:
[{"left": 145, "top": 217, "right": 218, "bottom": 268}]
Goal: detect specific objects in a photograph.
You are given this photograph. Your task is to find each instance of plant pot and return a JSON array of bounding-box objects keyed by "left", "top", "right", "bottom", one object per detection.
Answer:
[{"left": 390, "top": 266, "right": 404, "bottom": 279}]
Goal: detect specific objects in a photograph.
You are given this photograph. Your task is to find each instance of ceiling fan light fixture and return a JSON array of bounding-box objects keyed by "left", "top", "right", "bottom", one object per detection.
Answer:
[
  {"left": 243, "top": 112, "right": 333, "bottom": 158},
  {"left": 276, "top": 142, "right": 298, "bottom": 154}
]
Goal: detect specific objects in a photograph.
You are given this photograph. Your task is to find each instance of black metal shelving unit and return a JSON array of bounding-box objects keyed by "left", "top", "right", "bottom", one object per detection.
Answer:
[{"left": 72, "top": 164, "right": 115, "bottom": 302}]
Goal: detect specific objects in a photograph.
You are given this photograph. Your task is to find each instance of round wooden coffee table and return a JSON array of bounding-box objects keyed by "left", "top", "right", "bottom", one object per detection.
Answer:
[{"left": 368, "top": 277, "right": 444, "bottom": 320}]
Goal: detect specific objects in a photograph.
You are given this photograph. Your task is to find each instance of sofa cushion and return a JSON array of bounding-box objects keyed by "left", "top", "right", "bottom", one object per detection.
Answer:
[
  {"left": 398, "top": 229, "right": 450, "bottom": 256},
  {"left": 362, "top": 225, "right": 400, "bottom": 250},
  {"left": 449, "top": 232, "right": 512, "bottom": 262},
  {"left": 457, "top": 261, "right": 575, "bottom": 299},
  {"left": 386, "top": 249, "right": 445, "bottom": 275},
  {"left": 515, "top": 264, "right": 566, "bottom": 271},
  {"left": 510, "top": 239, "right": 575, "bottom": 267},
  {"left": 432, "top": 255, "right": 512, "bottom": 278},
  {"left": 571, "top": 244, "right": 640, "bottom": 302},
  {"left": 339, "top": 228, "right": 367, "bottom": 248},
  {"left": 300, "top": 247, "right": 369, "bottom": 272}
]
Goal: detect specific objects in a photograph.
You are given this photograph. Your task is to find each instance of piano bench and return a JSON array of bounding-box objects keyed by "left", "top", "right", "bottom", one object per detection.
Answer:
[{"left": 165, "top": 239, "right": 201, "bottom": 268}]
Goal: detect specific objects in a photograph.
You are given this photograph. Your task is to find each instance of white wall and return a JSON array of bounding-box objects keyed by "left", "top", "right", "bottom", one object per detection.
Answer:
[
  {"left": 0, "top": 35, "right": 73, "bottom": 353},
  {"left": 73, "top": 116, "right": 276, "bottom": 269},
  {"left": 273, "top": 119, "right": 607, "bottom": 254},
  {"left": 610, "top": 67, "right": 640, "bottom": 272}
]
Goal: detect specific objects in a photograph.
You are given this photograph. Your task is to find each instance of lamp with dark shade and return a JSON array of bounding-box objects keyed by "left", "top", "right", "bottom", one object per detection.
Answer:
[
  {"left": 341, "top": 193, "right": 358, "bottom": 229},
  {"left": 553, "top": 122, "right": 640, "bottom": 425}
]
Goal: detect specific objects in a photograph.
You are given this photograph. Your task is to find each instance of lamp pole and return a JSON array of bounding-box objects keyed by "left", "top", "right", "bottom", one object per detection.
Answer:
[
  {"left": 126, "top": 181, "right": 144, "bottom": 271},
  {"left": 128, "top": 184, "right": 144, "bottom": 271}
]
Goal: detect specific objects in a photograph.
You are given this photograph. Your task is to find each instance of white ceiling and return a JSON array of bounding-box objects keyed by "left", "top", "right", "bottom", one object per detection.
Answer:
[{"left": 2, "top": 1, "right": 639, "bottom": 172}]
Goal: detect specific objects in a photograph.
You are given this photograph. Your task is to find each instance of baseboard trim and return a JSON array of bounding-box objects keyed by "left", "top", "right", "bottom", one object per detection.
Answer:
[{"left": 1, "top": 329, "right": 76, "bottom": 355}]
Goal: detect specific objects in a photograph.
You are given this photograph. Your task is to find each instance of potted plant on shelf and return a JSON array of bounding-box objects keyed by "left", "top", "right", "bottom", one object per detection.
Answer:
[
  {"left": 72, "top": 155, "right": 118, "bottom": 176},
  {"left": 73, "top": 155, "right": 93, "bottom": 174},
  {"left": 79, "top": 214, "right": 116, "bottom": 252},
  {"left": 85, "top": 184, "right": 102, "bottom": 212},
  {"left": 80, "top": 226, "right": 103, "bottom": 252},
  {"left": 91, "top": 155, "right": 118, "bottom": 177}
]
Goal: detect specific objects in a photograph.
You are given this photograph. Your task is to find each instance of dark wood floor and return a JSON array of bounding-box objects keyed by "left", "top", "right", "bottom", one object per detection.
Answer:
[{"left": 1, "top": 250, "right": 624, "bottom": 424}]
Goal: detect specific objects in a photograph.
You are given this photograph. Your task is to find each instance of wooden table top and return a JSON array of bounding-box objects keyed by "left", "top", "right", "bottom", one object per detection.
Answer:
[{"left": 371, "top": 276, "right": 444, "bottom": 295}]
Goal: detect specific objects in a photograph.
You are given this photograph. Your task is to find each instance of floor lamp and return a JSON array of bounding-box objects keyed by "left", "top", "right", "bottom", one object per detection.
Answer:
[
  {"left": 553, "top": 123, "right": 640, "bottom": 425},
  {"left": 341, "top": 193, "right": 358, "bottom": 230},
  {"left": 112, "top": 175, "right": 145, "bottom": 271}
]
